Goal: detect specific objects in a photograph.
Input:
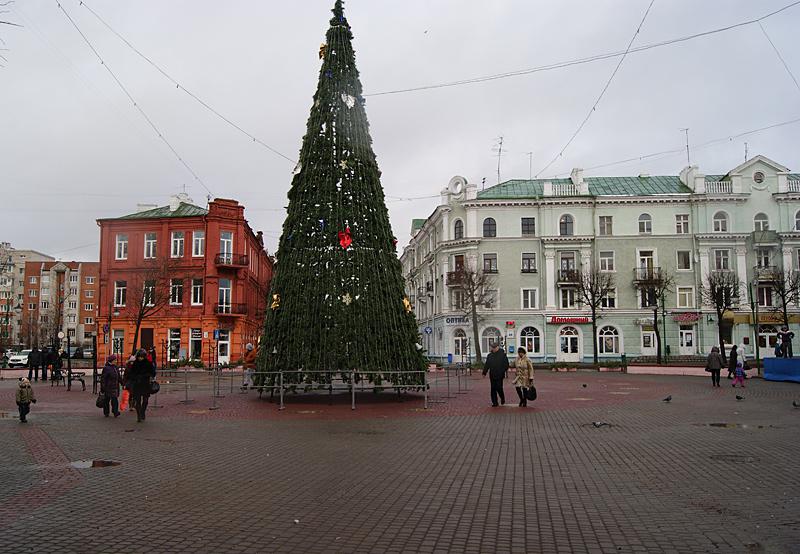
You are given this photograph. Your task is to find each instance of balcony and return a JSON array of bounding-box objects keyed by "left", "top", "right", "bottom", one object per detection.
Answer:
[
  {"left": 215, "top": 303, "right": 247, "bottom": 316},
  {"left": 754, "top": 265, "right": 779, "bottom": 282},
  {"left": 632, "top": 267, "right": 663, "bottom": 284},
  {"left": 706, "top": 181, "right": 732, "bottom": 194},
  {"left": 447, "top": 271, "right": 464, "bottom": 287},
  {"left": 788, "top": 180, "right": 800, "bottom": 193},
  {"left": 557, "top": 269, "right": 580, "bottom": 284},
  {"left": 214, "top": 253, "right": 249, "bottom": 268}
]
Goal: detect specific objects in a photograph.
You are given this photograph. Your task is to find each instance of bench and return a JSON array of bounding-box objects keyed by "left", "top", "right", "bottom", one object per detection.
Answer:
[{"left": 50, "top": 370, "right": 86, "bottom": 391}]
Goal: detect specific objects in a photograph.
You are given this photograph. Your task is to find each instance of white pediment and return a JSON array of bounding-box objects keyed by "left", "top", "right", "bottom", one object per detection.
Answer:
[{"left": 726, "top": 155, "right": 789, "bottom": 177}]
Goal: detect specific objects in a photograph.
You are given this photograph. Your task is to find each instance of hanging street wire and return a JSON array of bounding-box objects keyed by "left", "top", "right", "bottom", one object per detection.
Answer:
[
  {"left": 78, "top": 0, "right": 295, "bottom": 165},
  {"left": 758, "top": 21, "right": 800, "bottom": 96},
  {"left": 535, "top": 0, "right": 656, "bottom": 178},
  {"left": 56, "top": 2, "right": 214, "bottom": 198},
  {"left": 365, "top": 0, "right": 800, "bottom": 98}
]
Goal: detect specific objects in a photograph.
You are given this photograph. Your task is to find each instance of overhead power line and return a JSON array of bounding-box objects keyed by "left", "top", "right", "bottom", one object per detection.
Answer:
[
  {"left": 56, "top": 1, "right": 214, "bottom": 198},
  {"left": 758, "top": 21, "right": 800, "bottom": 96},
  {"left": 78, "top": 0, "right": 295, "bottom": 164},
  {"left": 365, "top": 0, "right": 800, "bottom": 98}
]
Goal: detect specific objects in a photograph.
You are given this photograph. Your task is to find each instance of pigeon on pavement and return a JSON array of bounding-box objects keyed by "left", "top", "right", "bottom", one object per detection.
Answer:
[
  {"left": 662, "top": 395, "right": 672, "bottom": 403},
  {"left": 592, "top": 421, "right": 609, "bottom": 428},
  {"left": 736, "top": 395, "right": 745, "bottom": 401},
  {"left": 793, "top": 400, "right": 799, "bottom": 408},
  {"left": 582, "top": 384, "right": 587, "bottom": 388}
]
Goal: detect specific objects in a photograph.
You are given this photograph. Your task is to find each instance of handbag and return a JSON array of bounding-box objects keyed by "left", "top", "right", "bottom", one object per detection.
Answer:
[
  {"left": 95, "top": 394, "right": 105, "bottom": 408},
  {"left": 149, "top": 380, "right": 160, "bottom": 395},
  {"left": 524, "top": 385, "right": 537, "bottom": 401}
]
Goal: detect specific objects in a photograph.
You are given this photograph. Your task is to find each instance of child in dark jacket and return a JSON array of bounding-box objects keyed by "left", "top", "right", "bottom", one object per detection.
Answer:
[{"left": 16, "top": 378, "right": 36, "bottom": 422}]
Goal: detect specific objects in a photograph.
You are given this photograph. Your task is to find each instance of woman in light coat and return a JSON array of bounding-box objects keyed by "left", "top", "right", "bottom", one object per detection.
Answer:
[{"left": 513, "top": 347, "right": 534, "bottom": 407}]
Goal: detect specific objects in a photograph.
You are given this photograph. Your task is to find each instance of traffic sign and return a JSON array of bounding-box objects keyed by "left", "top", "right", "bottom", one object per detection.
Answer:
[{"left": 424, "top": 326, "right": 433, "bottom": 335}]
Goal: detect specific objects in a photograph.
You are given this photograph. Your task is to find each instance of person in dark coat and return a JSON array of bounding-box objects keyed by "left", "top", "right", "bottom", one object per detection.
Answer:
[
  {"left": 27, "top": 347, "right": 41, "bottom": 381},
  {"left": 705, "top": 346, "right": 723, "bottom": 387},
  {"left": 726, "top": 344, "right": 738, "bottom": 379},
  {"left": 39, "top": 347, "right": 48, "bottom": 381},
  {"left": 48, "top": 348, "right": 61, "bottom": 383},
  {"left": 100, "top": 355, "right": 121, "bottom": 418},
  {"left": 779, "top": 326, "right": 794, "bottom": 358},
  {"left": 126, "top": 349, "right": 156, "bottom": 422},
  {"left": 482, "top": 342, "right": 509, "bottom": 407}
]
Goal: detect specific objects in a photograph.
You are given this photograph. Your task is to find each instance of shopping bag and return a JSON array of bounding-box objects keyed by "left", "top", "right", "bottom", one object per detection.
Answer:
[
  {"left": 95, "top": 394, "right": 105, "bottom": 409},
  {"left": 524, "top": 386, "right": 537, "bottom": 401},
  {"left": 120, "top": 389, "right": 130, "bottom": 411}
]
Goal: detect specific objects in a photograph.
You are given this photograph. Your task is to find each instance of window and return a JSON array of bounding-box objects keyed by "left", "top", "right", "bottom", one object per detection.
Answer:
[
  {"left": 754, "top": 213, "right": 769, "bottom": 231},
  {"left": 41, "top": 288, "right": 49, "bottom": 296},
  {"left": 220, "top": 231, "right": 234, "bottom": 264},
  {"left": 29, "top": 276, "right": 37, "bottom": 284},
  {"left": 677, "top": 250, "right": 692, "bottom": 270},
  {"left": 84, "top": 317, "right": 94, "bottom": 325},
  {"left": 28, "top": 303, "right": 35, "bottom": 311},
  {"left": 69, "top": 287, "right": 77, "bottom": 296},
  {"left": 795, "top": 211, "right": 800, "bottom": 231},
  {"left": 218, "top": 278, "right": 232, "bottom": 311},
  {"left": 521, "top": 288, "right": 538, "bottom": 309},
  {"left": 69, "top": 274, "right": 78, "bottom": 284},
  {"left": 599, "top": 251, "right": 615, "bottom": 272},
  {"left": 640, "top": 287, "right": 657, "bottom": 308},
  {"left": 67, "top": 328, "right": 76, "bottom": 338},
  {"left": 483, "top": 218, "right": 497, "bottom": 238},
  {"left": 451, "top": 290, "right": 465, "bottom": 310},
  {"left": 677, "top": 287, "right": 695, "bottom": 308},
  {"left": 68, "top": 300, "right": 77, "bottom": 310},
  {"left": 115, "top": 234, "right": 128, "bottom": 260},
  {"left": 753, "top": 171, "right": 765, "bottom": 184},
  {"left": 521, "top": 253, "right": 536, "bottom": 273},
  {"left": 481, "top": 327, "right": 502, "bottom": 354},
  {"left": 756, "top": 248, "right": 771, "bottom": 269},
  {"left": 521, "top": 217, "right": 536, "bottom": 236},
  {"left": 170, "top": 279, "right": 184, "bottom": 305},
  {"left": 192, "top": 231, "right": 205, "bottom": 257},
  {"left": 171, "top": 231, "right": 185, "bottom": 258},
  {"left": 85, "top": 290, "right": 95, "bottom": 298},
  {"left": 40, "top": 301, "right": 49, "bottom": 310},
  {"left": 714, "top": 249, "right": 730, "bottom": 271},
  {"left": 560, "top": 288, "right": 577, "bottom": 309},
  {"left": 84, "top": 303, "right": 94, "bottom": 311},
  {"left": 85, "top": 276, "right": 95, "bottom": 285},
  {"left": 114, "top": 281, "right": 127, "bottom": 307},
  {"left": 519, "top": 326, "right": 541, "bottom": 354},
  {"left": 191, "top": 278, "right": 204, "bottom": 305},
  {"left": 29, "top": 289, "right": 37, "bottom": 298},
  {"left": 483, "top": 289, "right": 498, "bottom": 309},
  {"left": 598, "top": 326, "right": 620, "bottom": 354},
  {"left": 559, "top": 214, "right": 574, "bottom": 236},
  {"left": 112, "top": 329, "right": 124, "bottom": 355},
  {"left": 483, "top": 253, "right": 498, "bottom": 273},
  {"left": 453, "top": 220, "right": 464, "bottom": 240},
  {"left": 712, "top": 212, "right": 728, "bottom": 233},
  {"left": 40, "top": 315, "right": 48, "bottom": 324},
  {"left": 601, "top": 289, "right": 617, "bottom": 309},
  {"left": 453, "top": 329, "right": 468, "bottom": 357},
  {"left": 67, "top": 314, "right": 76, "bottom": 324},
  {"left": 598, "top": 216, "right": 613, "bottom": 236},
  {"left": 675, "top": 214, "right": 689, "bottom": 234},
  {"left": 143, "top": 280, "right": 156, "bottom": 307},
  {"left": 638, "top": 213, "right": 652, "bottom": 234},
  {"left": 757, "top": 286, "right": 773, "bottom": 307},
  {"left": 144, "top": 233, "right": 157, "bottom": 259}
]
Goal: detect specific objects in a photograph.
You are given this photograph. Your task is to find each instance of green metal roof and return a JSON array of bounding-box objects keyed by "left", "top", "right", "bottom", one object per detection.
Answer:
[
  {"left": 477, "top": 176, "right": 692, "bottom": 200},
  {"left": 117, "top": 202, "right": 208, "bottom": 220},
  {"left": 411, "top": 218, "right": 427, "bottom": 231}
]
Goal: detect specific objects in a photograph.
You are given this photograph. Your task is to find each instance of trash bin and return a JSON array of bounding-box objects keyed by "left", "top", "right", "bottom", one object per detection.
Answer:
[{"left": 447, "top": 353, "right": 453, "bottom": 364}]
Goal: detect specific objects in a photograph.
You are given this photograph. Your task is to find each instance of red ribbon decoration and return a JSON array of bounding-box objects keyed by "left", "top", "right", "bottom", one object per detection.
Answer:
[{"left": 338, "top": 227, "right": 352, "bottom": 250}]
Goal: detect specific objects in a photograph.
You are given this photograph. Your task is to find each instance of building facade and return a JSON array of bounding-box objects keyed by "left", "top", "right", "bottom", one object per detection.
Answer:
[
  {"left": 20, "top": 260, "right": 99, "bottom": 349},
  {"left": 96, "top": 194, "right": 273, "bottom": 365},
  {"left": 401, "top": 156, "right": 800, "bottom": 364},
  {"left": 0, "top": 243, "right": 55, "bottom": 349}
]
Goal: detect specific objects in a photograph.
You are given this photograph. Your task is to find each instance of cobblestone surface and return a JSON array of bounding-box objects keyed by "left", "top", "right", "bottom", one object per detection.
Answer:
[{"left": 1, "top": 371, "right": 798, "bottom": 553}]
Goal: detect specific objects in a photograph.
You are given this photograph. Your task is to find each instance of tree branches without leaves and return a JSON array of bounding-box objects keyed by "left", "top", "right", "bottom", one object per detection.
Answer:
[
  {"left": 701, "top": 271, "right": 742, "bottom": 363},
  {"left": 576, "top": 268, "right": 616, "bottom": 364},
  {"left": 449, "top": 266, "right": 496, "bottom": 365}
]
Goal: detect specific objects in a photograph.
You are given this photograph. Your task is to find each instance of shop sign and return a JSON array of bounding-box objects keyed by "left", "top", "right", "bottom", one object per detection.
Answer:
[
  {"left": 548, "top": 316, "right": 590, "bottom": 324},
  {"left": 191, "top": 329, "right": 203, "bottom": 340},
  {"left": 445, "top": 316, "right": 469, "bottom": 326},
  {"left": 672, "top": 312, "right": 699, "bottom": 323}
]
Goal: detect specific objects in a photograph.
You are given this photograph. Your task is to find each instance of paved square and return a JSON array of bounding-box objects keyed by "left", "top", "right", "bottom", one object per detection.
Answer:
[{"left": 1, "top": 371, "right": 799, "bottom": 553}]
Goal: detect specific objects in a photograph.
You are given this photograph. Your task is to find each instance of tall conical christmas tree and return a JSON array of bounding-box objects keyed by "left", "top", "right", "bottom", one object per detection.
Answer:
[{"left": 257, "top": 0, "right": 426, "bottom": 388}]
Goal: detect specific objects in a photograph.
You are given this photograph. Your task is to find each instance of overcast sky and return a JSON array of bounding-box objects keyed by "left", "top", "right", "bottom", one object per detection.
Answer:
[{"left": 2, "top": 0, "right": 799, "bottom": 261}]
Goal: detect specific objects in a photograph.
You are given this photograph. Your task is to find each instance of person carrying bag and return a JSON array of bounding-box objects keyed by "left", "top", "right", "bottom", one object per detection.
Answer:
[{"left": 512, "top": 347, "right": 535, "bottom": 407}]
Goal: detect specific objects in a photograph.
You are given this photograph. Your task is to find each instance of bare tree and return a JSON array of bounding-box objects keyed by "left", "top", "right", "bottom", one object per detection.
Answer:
[
  {"left": 633, "top": 268, "right": 675, "bottom": 364},
  {"left": 576, "top": 268, "right": 616, "bottom": 364},
  {"left": 700, "top": 270, "right": 742, "bottom": 364},
  {"left": 448, "top": 266, "right": 496, "bottom": 365},
  {"left": 764, "top": 268, "right": 800, "bottom": 328},
  {"left": 121, "top": 258, "right": 182, "bottom": 355}
]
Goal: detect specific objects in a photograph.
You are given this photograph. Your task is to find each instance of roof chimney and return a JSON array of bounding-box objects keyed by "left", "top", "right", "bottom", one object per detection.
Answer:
[{"left": 570, "top": 168, "right": 584, "bottom": 186}]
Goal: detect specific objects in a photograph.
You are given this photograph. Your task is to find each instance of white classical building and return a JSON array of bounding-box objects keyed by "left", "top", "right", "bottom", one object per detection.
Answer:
[{"left": 400, "top": 156, "right": 800, "bottom": 364}]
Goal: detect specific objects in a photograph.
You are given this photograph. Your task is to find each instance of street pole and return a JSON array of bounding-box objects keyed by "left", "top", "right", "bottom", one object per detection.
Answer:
[
  {"left": 661, "top": 291, "right": 667, "bottom": 362},
  {"left": 67, "top": 332, "right": 72, "bottom": 391}
]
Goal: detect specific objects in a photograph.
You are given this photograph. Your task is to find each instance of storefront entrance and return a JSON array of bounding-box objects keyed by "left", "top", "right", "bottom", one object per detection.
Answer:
[
  {"left": 557, "top": 326, "right": 581, "bottom": 363},
  {"left": 679, "top": 326, "right": 695, "bottom": 355}
]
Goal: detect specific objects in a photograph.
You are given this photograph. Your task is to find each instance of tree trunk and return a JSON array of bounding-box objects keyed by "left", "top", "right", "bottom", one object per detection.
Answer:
[
  {"left": 718, "top": 318, "right": 727, "bottom": 365},
  {"left": 470, "top": 300, "right": 482, "bottom": 365},
  {"left": 591, "top": 308, "right": 598, "bottom": 364},
  {"left": 131, "top": 315, "right": 142, "bottom": 356}
]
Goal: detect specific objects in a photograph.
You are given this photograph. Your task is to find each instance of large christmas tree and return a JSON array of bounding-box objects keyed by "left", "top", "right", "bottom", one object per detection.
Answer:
[{"left": 257, "top": 0, "right": 426, "bottom": 388}]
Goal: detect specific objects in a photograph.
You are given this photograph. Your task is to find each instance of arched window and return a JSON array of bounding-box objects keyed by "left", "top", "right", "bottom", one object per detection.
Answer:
[
  {"left": 712, "top": 212, "right": 728, "bottom": 233},
  {"left": 638, "top": 213, "right": 652, "bottom": 234},
  {"left": 453, "top": 219, "right": 464, "bottom": 240},
  {"left": 598, "top": 326, "right": 620, "bottom": 355},
  {"left": 483, "top": 218, "right": 496, "bottom": 238},
  {"left": 754, "top": 213, "right": 769, "bottom": 232},
  {"left": 559, "top": 214, "right": 574, "bottom": 236},
  {"left": 453, "top": 328, "right": 467, "bottom": 357},
  {"left": 519, "top": 326, "right": 541, "bottom": 354},
  {"left": 795, "top": 211, "right": 800, "bottom": 231},
  {"left": 481, "top": 326, "right": 502, "bottom": 354}
]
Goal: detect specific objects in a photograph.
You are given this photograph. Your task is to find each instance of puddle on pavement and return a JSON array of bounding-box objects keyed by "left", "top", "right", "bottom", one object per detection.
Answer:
[
  {"left": 296, "top": 410, "right": 319, "bottom": 414},
  {"left": 694, "top": 423, "right": 781, "bottom": 430},
  {"left": 69, "top": 459, "right": 121, "bottom": 469}
]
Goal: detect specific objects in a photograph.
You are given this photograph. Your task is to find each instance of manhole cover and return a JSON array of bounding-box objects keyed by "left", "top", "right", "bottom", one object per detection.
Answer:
[
  {"left": 709, "top": 454, "right": 759, "bottom": 464},
  {"left": 69, "top": 459, "right": 121, "bottom": 469}
]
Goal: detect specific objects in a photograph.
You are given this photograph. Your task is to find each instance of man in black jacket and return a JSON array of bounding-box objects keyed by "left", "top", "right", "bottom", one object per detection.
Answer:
[
  {"left": 27, "top": 347, "right": 41, "bottom": 381},
  {"left": 482, "top": 342, "right": 509, "bottom": 407}
]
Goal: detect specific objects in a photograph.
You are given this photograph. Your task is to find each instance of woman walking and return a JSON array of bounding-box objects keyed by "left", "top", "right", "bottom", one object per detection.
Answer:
[
  {"left": 127, "top": 349, "right": 156, "bottom": 423},
  {"left": 512, "top": 347, "right": 534, "bottom": 407},
  {"left": 727, "top": 344, "right": 738, "bottom": 379},
  {"left": 705, "top": 346, "right": 724, "bottom": 387},
  {"left": 100, "top": 355, "right": 121, "bottom": 418}
]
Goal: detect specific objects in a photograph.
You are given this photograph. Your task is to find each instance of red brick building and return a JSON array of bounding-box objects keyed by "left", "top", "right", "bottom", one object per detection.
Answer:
[
  {"left": 96, "top": 195, "right": 273, "bottom": 365},
  {"left": 21, "top": 261, "right": 100, "bottom": 349}
]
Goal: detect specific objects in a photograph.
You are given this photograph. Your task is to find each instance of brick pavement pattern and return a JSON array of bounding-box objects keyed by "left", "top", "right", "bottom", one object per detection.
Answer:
[{"left": 0, "top": 371, "right": 799, "bottom": 553}]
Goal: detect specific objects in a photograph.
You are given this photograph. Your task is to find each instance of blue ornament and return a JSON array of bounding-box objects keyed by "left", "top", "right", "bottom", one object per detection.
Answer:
[{"left": 324, "top": 69, "right": 333, "bottom": 79}]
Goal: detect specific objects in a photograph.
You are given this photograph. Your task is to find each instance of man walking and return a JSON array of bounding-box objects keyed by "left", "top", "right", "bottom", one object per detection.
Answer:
[
  {"left": 482, "top": 342, "right": 509, "bottom": 407},
  {"left": 27, "top": 347, "right": 41, "bottom": 382}
]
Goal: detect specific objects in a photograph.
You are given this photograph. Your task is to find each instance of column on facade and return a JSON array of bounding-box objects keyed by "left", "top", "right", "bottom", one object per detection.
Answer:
[
  {"left": 782, "top": 247, "right": 793, "bottom": 273},
  {"left": 466, "top": 208, "right": 478, "bottom": 238},
  {"left": 441, "top": 210, "right": 450, "bottom": 243},
  {"left": 735, "top": 247, "right": 748, "bottom": 301},
  {"left": 580, "top": 249, "right": 592, "bottom": 272},
  {"left": 699, "top": 248, "right": 710, "bottom": 305},
  {"left": 544, "top": 250, "right": 556, "bottom": 309},
  {"left": 441, "top": 260, "right": 450, "bottom": 312}
]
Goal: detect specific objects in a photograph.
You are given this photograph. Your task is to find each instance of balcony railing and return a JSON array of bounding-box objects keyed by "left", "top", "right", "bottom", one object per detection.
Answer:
[
  {"left": 447, "top": 271, "right": 464, "bottom": 286},
  {"left": 788, "top": 180, "right": 800, "bottom": 193},
  {"left": 214, "top": 253, "right": 249, "bottom": 267},
  {"left": 553, "top": 183, "right": 579, "bottom": 196},
  {"left": 557, "top": 269, "right": 580, "bottom": 283},
  {"left": 706, "top": 181, "right": 732, "bottom": 194},
  {"left": 483, "top": 267, "right": 498, "bottom": 274},
  {"left": 215, "top": 303, "right": 247, "bottom": 316},
  {"left": 754, "top": 265, "right": 779, "bottom": 281},
  {"left": 633, "top": 267, "right": 663, "bottom": 282}
]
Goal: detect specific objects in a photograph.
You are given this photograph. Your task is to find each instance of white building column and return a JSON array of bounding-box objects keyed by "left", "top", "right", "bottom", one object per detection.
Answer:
[
  {"left": 783, "top": 247, "right": 794, "bottom": 272},
  {"left": 441, "top": 260, "right": 450, "bottom": 312},
  {"left": 441, "top": 210, "right": 450, "bottom": 242},
  {"left": 699, "top": 248, "right": 710, "bottom": 305},
  {"left": 580, "top": 249, "right": 592, "bottom": 271},
  {"left": 735, "top": 247, "right": 748, "bottom": 301},
  {"left": 545, "top": 251, "right": 556, "bottom": 309}
]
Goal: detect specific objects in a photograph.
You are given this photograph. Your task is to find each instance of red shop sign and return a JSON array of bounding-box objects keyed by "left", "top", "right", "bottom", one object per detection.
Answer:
[
  {"left": 672, "top": 312, "right": 700, "bottom": 323},
  {"left": 549, "top": 316, "right": 590, "bottom": 324}
]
